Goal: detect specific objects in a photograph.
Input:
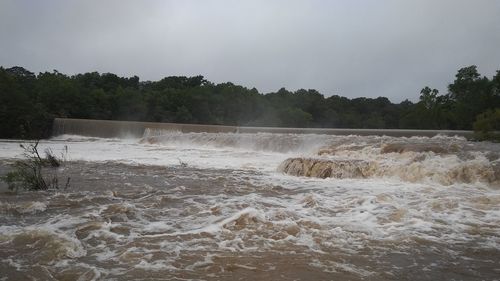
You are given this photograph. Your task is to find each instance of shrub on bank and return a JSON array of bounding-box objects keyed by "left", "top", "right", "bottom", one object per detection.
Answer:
[{"left": 1, "top": 141, "right": 70, "bottom": 191}]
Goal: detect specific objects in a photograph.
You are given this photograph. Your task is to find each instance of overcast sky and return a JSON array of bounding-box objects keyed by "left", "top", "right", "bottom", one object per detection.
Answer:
[{"left": 1, "top": 0, "right": 499, "bottom": 102}]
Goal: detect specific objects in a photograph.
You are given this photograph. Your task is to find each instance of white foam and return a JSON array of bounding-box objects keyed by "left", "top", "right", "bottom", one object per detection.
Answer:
[
  {"left": 135, "top": 260, "right": 178, "bottom": 271},
  {"left": 1, "top": 133, "right": 500, "bottom": 277},
  {"left": 0, "top": 201, "right": 47, "bottom": 214}
]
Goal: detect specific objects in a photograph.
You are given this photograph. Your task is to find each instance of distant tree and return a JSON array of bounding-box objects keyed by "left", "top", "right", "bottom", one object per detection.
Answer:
[
  {"left": 1, "top": 64, "right": 499, "bottom": 139},
  {"left": 449, "top": 65, "right": 481, "bottom": 100},
  {"left": 473, "top": 109, "right": 500, "bottom": 141},
  {"left": 419, "top": 87, "right": 439, "bottom": 110},
  {"left": 174, "top": 106, "right": 193, "bottom": 123},
  {"left": 447, "top": 65, "right": 495, "bottom": 129},
  {"left": 5, "top": 66, "right": 35, "bottom": 78},
  {"left": 278, "top": 107, "right": 313, "bottom": 127},
  {"left": 113, "top": 87, "right": 147, "bottom": 120}
]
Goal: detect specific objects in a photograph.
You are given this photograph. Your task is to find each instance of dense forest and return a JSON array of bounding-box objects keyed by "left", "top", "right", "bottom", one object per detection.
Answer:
[{"left": 0, "top": 65, "right": 499, "bottom": 139}]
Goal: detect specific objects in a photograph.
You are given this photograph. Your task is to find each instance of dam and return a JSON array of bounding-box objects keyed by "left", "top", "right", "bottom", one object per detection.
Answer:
[{"left": 52, "top": 117, "right": 475, "bottom": 139}]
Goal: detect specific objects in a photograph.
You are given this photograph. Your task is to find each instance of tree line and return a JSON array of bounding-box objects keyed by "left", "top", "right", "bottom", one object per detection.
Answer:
[{"left": 0, "top": 65, "right": 499, "bottom": 139}]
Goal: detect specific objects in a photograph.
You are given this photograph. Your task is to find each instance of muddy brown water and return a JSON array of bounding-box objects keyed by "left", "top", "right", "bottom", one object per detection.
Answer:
[
  {"left": 1, "top": 160, "right": 499, "bottom": 281},
  {"left": 1, "top": 130, "right": 500, "bottom": 281}
]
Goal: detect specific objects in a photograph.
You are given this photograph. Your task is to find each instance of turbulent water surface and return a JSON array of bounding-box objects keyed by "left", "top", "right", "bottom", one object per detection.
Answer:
[{"left": 1, "top": 131, "right": 500, "bottom": 280}]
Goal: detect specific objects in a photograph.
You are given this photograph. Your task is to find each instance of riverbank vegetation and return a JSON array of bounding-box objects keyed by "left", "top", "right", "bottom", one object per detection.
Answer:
[
  {"left": 0, "top": 141, "right": 70, "bottom": 191},
  {"left": 0, "top": 65, "right": 498, "bottom": 139}
]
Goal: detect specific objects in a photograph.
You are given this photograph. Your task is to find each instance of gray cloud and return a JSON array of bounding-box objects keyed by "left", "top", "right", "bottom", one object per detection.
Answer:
[{"left": 1, "top": 0, "right": 499, "bottom": 102}]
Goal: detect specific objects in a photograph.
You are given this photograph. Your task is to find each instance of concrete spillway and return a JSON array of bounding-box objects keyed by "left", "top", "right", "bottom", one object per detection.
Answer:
[{"left": 52, "top": 118, "right": 474, "bottom": 139}]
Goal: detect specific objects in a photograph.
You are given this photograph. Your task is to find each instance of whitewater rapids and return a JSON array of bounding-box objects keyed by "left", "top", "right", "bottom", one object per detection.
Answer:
[{"left": 0, "top": 131, "right": 499, "bottom": 280}]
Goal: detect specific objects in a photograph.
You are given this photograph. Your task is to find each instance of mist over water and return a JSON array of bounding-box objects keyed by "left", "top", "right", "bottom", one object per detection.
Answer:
[{"left": 1, "top": 130, "right": 499, "bottom": 280}]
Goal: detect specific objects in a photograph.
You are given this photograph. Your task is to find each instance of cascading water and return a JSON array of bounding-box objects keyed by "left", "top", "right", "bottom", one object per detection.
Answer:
[
  {"left": 141, "top": 128, "right": 333, "bottom": 153},
  {"left": 1, "top": 119, "right": 499, "bottom": 280},
  {"left": 52, "top": 117, "right": 475, "bottom": 139}
]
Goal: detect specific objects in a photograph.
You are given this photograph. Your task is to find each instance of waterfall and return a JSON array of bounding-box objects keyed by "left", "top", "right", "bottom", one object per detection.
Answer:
[{"left": 51, "top": 118, "right": 474, "bottom": 139}]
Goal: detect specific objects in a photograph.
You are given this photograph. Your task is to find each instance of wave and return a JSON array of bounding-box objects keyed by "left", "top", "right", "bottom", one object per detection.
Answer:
[
  {"left": 280, "top": 137, "right": 500, "bottom": 186},
  {"left": 0, "top": 227, "right": 86, "bottom": 265},
  {"left": 278, "top": 155, "right": 499, "bottom": 186},
  {"left": 140, "top": 129, "right": 500, "bottom": 186}
]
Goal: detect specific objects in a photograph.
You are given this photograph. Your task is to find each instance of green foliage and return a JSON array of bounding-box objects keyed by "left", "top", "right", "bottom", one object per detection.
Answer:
[
  {"left": 447, "top": 66, "right": 496, "bottom": 129},
  {"left": 473, "top": 109, "right": 500, "bottom": 141},
  {"left": 1, "top": 141, "right": 70, "bottom": 191},
  {"left": 278, "top": 107, "right": 313, "bottom": 127},
  {"left": 0, "top": 65, "right": 499, "bottom": 138}
]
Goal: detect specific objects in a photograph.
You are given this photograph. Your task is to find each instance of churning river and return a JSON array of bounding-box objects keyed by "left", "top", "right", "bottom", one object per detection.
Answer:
[{"left": 1, "top": 130, "right": 499, "bottom": 280}]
